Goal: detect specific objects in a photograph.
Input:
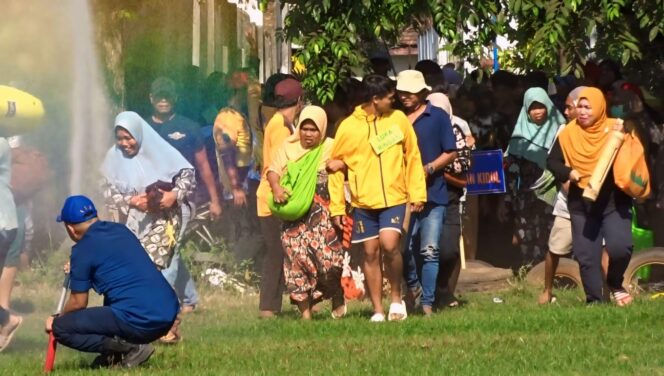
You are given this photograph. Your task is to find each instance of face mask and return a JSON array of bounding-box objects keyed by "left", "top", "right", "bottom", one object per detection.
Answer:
[{"left": 610, "top": 105, "right": 624, "bottom": 118}]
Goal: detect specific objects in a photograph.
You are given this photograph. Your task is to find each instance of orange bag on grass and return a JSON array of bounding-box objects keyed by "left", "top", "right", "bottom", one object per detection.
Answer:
[
  {"left": 340, "top": 251, "right": 365, "bottom": 300},
  {"left": 613, "top": 131, "right": 650, "bottom": 199}
]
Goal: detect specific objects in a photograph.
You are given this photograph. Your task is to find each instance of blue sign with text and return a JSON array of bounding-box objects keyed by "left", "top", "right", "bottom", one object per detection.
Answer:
[{"left": 466, "top": 150, "right": 506, "bottom": 195}]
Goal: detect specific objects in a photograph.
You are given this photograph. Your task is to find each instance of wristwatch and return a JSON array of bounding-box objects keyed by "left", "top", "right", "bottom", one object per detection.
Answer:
[{"left": 426, "top": 163, "right": 435, "bottom": 175}]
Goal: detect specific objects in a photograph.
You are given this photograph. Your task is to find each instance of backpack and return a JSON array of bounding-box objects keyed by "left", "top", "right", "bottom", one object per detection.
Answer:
[
  {"left": 10, "top": 146, "right": 51, "bottom": 203},
  {"left": 444, "top": 123, "right": 473, "bottom": 175}
]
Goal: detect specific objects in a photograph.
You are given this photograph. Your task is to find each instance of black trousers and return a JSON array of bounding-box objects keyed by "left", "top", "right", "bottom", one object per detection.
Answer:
[
  {"left": 52, "top": 307, "right": 171, "bottom": 353},
  {"left": 0, "top": 229, "right": 17, "bottom": 326},
  {"left": 570, "top": 206, "right": 633, "bottom": 303},
  {"left": 437, "top": 199, "right": 461, "bottom": 303},
  {"left": 258, "top": 216, "right": 284, "bottom": 312}
]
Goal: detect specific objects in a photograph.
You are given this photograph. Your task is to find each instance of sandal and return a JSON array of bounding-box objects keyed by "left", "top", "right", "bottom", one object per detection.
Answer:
[
  {"left": 538, "top": 292, "right": 557, "bottom": 305},
  {"left": 448, "top": 299, "right": 461, "bottom": 308},
  {"left": 444, "top": 295, "right": 462, "bottom": 308},
  {"left": 388, "top": 301, "right": 408, "bottom": 321},
  {"left": 331, "top": 303, "right": 347, "bottom": 319},
  {"left": 370, "top": 313, "right": 385, "bottom": 322},
  {"left": 159, "top": 330, "right": 181, "bottom": 345},
  {"left": 0, "top": 316, "right": 23, "bottom": 352},
  {"left": 611, "top": 289, "right": 633, "bottom": 307},
  {"left": 435, "top": 294, "right": 461, "bottom": 310},
  {"left": 180, "top": 304, "right": 197, "bottom": 314},
  {"left": 159, "top": 317, "right": 181, "bottom": 344}
]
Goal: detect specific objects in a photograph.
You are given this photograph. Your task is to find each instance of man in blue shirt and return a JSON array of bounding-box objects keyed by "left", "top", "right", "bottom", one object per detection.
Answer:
[
  {"left": 147, "top": 77, "right": 215, "bottom": 320},
  {"left": 397, "top": 70, "right": 457, "bottom": 316},
  {"left": 45, "top": 196, "right": 179, "bottom": 368}
]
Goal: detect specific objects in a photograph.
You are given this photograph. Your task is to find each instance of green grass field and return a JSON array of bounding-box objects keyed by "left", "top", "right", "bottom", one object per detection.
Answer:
[{"left": 2, "top": 274, "right": 663, "bottom": 375}]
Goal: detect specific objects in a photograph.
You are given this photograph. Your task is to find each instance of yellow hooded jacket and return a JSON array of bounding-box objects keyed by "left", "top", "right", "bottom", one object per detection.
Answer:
[{"left": 329, "top": 106, "right": 427, "bottom": 217}]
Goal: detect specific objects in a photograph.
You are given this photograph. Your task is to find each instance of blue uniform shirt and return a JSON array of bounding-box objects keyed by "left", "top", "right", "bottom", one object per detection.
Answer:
[
  {"left": 69, "top": 221, "right": 179, "bottom": 331},
  {"left": 148, "top": 114, "right": 205, "bottom": 167},
  {"left": 412, "top": 103, "right": 457, "bottom": 205}
]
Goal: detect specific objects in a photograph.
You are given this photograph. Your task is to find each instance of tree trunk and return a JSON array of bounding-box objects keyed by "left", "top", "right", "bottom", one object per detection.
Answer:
[{"left": 91, "top": 0, "right": 126, "bottom": 113}]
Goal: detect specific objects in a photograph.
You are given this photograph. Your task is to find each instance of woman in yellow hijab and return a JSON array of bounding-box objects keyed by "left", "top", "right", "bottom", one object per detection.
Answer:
[
  {"left": 547, "top": 87, "right": 633, "bottom": 306},
  {"left": 266, "top": 106, "right": 345, "bottom": 320}
]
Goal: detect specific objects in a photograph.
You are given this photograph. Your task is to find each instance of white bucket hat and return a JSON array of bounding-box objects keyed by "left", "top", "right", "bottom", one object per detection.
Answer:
[{"left": 396, "top": 70, "right": 432, "bottom": 94}]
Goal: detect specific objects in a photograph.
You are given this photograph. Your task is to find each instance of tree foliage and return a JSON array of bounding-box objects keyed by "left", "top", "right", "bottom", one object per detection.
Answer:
[
  {"left": 268, "top": 0, "right": 429, "bottom": 103},
  {"left": 432, "top": 0, "right": 664, "bottom": 76},
  {"left": 268, "top": 0, "right": 664, "bottom": 103}
]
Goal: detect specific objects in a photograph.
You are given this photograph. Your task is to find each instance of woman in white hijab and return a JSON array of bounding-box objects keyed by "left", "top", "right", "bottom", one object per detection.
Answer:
[{"left": 101, "top": 111, "right": 195, "bottom": 270}]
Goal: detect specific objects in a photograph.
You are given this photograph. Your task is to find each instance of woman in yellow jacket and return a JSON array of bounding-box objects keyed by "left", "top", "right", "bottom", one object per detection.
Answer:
[{"left": 329, "top": 74, "right": 427, "bottom": 322}]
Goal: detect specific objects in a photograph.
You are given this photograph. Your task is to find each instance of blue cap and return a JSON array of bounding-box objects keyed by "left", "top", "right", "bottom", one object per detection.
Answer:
[{"left": 56, "top": 195, "right": 98, "bottom": 224}]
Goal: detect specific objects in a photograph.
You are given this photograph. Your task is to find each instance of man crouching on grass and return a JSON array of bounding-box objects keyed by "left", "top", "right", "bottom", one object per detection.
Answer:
[{"left": 45, "top": 196, "right": 179, "bottom": 368}]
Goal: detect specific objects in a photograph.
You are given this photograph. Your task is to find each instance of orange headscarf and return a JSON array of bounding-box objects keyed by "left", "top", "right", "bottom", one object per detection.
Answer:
[{"left": 558, "top": 87, "right": 617, "bottom": 189}]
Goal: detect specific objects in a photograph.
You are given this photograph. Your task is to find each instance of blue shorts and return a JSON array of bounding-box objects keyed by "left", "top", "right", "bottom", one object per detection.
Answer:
[{"left": 351, "top": 204, "right": 407, "bottom": 243}]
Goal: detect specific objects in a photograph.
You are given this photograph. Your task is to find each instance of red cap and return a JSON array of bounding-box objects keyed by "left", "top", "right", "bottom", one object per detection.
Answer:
[{"left": 274, "top": 78, "right": 303, "bottom": 102}]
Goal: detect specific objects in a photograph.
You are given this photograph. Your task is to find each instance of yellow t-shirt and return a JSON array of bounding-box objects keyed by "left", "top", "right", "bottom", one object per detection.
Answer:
[{"left": 213, "top": 108, "right": 252, "bottom": 167}]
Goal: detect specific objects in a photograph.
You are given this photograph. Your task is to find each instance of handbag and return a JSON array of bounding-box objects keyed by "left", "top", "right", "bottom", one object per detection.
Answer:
[
  {"left": 143, "top": 179, "right": 179, "bottom": 269},
  {"left": 613, "top": 131, "right": 650, "bottom": 199}
]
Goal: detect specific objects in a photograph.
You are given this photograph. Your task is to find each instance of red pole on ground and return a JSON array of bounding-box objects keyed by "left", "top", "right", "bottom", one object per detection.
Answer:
[
  {"left": 44, "top": 274, "right": 69, "bottom": 373},
  {"left": 44, "top": 334, "right": 57, "bottom": 372}
]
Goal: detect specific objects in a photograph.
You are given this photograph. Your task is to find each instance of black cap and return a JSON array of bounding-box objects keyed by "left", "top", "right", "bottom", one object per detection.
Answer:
[{"left": 150, "top": 77, "right": 177, "bottom": 99}]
